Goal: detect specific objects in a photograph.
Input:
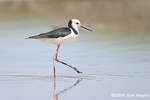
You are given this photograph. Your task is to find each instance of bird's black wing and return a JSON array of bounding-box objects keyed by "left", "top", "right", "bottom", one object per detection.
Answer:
[{"left": 28, "top": 27, "right": 71, "bottom": 39}]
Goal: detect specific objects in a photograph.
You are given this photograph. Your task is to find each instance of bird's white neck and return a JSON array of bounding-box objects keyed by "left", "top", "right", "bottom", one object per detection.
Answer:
[{"left": 70, "top": 27, "right": 79, "bottom": 35}]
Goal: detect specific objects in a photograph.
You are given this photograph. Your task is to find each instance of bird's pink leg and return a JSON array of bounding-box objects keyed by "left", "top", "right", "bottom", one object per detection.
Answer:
[
  {"left": 53, "top": 45, "right": 60, "bottom": 78},
  {"left": 53, "top": 45, "right": 82, "bottom": 76}
]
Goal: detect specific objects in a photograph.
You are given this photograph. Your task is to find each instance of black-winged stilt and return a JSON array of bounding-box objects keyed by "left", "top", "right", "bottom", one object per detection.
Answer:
[{"left": 28, "top": 19, "right": 92, "bottom": 77}]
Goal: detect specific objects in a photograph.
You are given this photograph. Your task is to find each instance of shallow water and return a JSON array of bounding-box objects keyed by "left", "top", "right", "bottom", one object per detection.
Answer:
[{"left": 0, "top": 19, "right": 150, "bottom": 100}]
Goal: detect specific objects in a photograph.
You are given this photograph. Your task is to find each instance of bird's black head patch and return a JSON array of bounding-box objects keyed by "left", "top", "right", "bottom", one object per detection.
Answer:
[{"left": 68, "top": 20, "right": 72, "bottom": 28}]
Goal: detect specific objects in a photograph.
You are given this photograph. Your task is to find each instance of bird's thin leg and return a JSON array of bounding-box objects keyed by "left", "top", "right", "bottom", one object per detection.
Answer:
[
  {"left": 54, "top": 45, "right": 82, "bottom": 74},
  {"left": 53, "top": 45, "right": 60, "bottom": 78},
  {"left": 53, "top": 56, "right": 56, "bottom": 78},
  {"left": 56, "top": 59, "right": 82, "bottom": 73}
]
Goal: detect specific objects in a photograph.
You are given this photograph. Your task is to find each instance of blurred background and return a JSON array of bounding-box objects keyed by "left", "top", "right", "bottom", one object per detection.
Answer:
[
  {"left": 0, "top": 1, "right": 150, "bottom": 100},
  {"left": 0, "top": 0, "right": 150, "bottom": 34}
]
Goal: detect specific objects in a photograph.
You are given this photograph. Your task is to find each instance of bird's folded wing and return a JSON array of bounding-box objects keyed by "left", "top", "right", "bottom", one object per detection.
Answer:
[{"left": 28, "top": 27, "right": 71, "bottom": 39}]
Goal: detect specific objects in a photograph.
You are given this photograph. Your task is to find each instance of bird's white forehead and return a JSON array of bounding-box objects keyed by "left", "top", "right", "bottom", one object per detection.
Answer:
[{"left": 71, "top": 19, "right": 80, "bottom": 23}]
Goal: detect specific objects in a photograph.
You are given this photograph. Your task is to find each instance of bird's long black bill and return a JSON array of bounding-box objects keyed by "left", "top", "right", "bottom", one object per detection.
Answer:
[{"left": 81, "top": 26, "right": 93, "bottom": 32}]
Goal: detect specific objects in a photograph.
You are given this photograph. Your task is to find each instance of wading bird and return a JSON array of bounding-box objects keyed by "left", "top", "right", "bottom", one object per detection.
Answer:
[{"left": 28, "top": 19, "right": 92, "bottom": 77}]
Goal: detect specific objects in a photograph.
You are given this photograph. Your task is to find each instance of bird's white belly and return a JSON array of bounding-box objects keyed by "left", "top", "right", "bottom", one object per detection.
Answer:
[{"left": 40, "top": 33, "right": 79, "bottom": 45}]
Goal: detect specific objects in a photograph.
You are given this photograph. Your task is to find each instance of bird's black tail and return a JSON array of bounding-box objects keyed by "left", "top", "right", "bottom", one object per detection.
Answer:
[{"left": 26, "top": 35, "right": 40, "bottom": 39}]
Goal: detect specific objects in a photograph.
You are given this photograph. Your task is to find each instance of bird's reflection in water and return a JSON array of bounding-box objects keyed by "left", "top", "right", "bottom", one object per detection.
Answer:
[{"left": 53, "top": 77, "right": 82, "bottom": 100}]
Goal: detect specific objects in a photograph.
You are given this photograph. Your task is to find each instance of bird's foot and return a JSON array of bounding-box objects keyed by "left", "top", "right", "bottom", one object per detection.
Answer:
[{"left": 73, "top": 67, "right": 82, "bottom": 74}]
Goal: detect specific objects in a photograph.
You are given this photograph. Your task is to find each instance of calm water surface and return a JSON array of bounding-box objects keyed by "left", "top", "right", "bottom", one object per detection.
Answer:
[{"left": 0, "top": 19, "right": 150, "bottom": 100}]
